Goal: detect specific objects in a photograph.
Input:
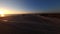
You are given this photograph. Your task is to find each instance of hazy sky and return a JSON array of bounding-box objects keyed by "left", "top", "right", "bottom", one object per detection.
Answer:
[{"left": 0, "top": 0, "right": 60, "bottom": 13}]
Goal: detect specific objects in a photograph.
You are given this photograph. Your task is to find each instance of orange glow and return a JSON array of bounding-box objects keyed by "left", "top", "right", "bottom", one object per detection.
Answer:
[
  {"left": 1, "top": 14, "right": 5, "bottom": 17},
  {"left": 0, "top": 8, "right": 31, "bottom": 16},
  {"left": 0, "top": 10, "right": 5, "bottom": 17},
  {"left": 0, "top": 8, "right": 22, "bottom": 14}
]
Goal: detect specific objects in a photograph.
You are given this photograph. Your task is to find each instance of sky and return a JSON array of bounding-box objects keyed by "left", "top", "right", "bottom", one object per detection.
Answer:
[{"left": 0, "top": 0, "right": 60, "bottom": 13}]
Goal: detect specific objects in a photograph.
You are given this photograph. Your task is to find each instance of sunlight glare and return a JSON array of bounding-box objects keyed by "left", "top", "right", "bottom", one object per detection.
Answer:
[
  {"left": 1, "top": 14, "right": 5, "bottom": 17},
  {"left": 0, "top": 9, "right": 5, "bottom": 17}
]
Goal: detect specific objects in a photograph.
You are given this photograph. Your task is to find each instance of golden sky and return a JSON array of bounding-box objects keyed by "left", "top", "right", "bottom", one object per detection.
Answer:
[{"left": 0, "top": 8, "right": 32, "bottom": 14}]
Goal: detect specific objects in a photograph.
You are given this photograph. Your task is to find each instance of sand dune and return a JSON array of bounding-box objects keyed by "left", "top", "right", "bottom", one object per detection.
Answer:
[{"left": 0, "top": 14, "right": 60, "bottom": 34}]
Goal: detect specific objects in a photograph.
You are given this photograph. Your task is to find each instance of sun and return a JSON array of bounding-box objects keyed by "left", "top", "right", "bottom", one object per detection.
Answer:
[{"left": 0, "top": 11, "right": 5, "bottom": 17}]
